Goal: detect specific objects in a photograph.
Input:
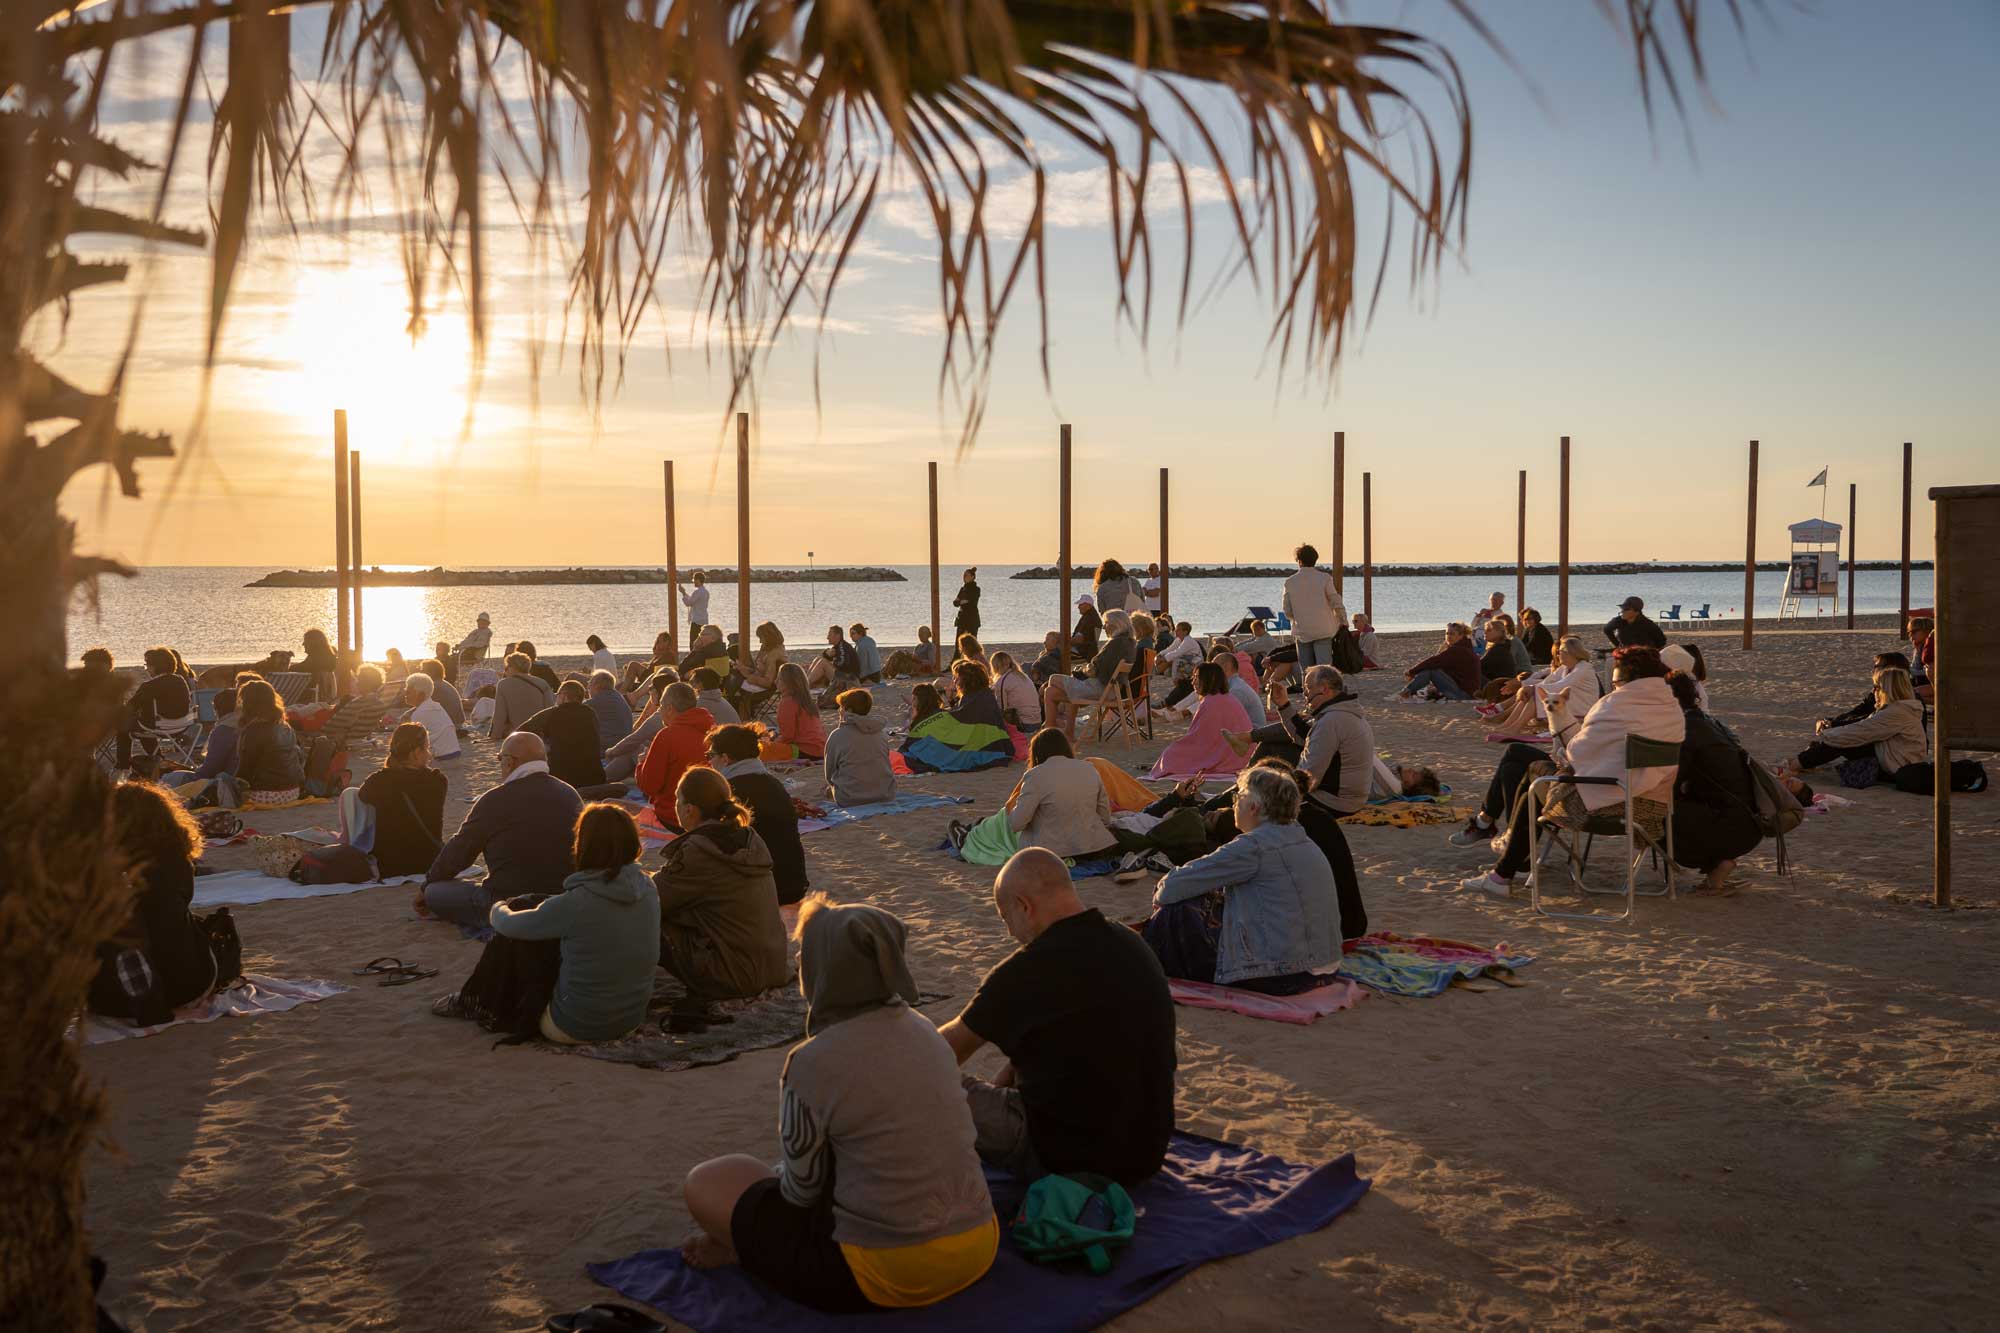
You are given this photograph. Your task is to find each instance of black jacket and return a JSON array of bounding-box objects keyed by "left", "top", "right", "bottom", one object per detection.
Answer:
[
  {"left": 358, "top": 764, "right": 448, "bottom": 877},
  {"left": 89, "top": 858, "right": 215, "bottom": 1018},
  {"left": 127, "top": 672, "right": 193, "bottom": 729},
  {"left": 1522, "top": 622, "right": 1555, "bottom": 666},
  {"left": 234, "top": 719, "right": 303, "bottom": 791},
  {"left": 427, "top": 770, "right": 583, "bottom": 898},
  {"left": 521, "top": 700, "right": 608, "bottom": 789},
  {"left": 953, "top": 581, "right": 981, "bottom": 634},
  {"left": 727, "top": 769, "right": 809, "bottom": 906},
  {"left": 1604, "top": 612, "right": 1667, "bottom": 650}
]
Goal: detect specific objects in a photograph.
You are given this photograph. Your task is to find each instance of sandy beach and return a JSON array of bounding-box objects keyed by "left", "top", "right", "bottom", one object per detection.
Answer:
[{"left": 80, "top": 617, "right": 1997, "bottom": 1331}]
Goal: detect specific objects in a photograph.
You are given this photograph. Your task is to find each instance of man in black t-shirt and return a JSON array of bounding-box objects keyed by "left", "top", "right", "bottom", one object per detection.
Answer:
[{"left": 939, "top": 848, "right": 1177, "bottom": 1186}]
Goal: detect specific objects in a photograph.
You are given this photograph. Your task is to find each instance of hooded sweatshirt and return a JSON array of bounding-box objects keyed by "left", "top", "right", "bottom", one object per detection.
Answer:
[
  {"left": 636, "top": 706, "right": 717, "bottom": 818},
  {"left": 1557, "top": 676, "right": 1686, "bottom": 811},
  {"left": 824, "top": 711, "right": 896, "bottom": 806},
  {"left": 654, "top": 821, "right": 790, "bottom": 999},
  {"left": 490, "top": 863, "right": 661, "bottom": 1040}
]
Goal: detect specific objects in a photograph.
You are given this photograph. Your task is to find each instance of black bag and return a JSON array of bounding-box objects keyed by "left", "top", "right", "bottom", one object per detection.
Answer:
[
  {"left": 1891, "top": 760, "right": 1989, "bottom": 796},
  {"left": 454, "top": 894, "right": 562, "bottom": 1038},
  {"left": 289, "top": 843, "right": 374, "bottom": 885},
  {"left": 199, "top": 907, "right": 244, "bottom": 988},
  {"left": 1329, "top": 627, "right": 1365, "bottom": 674}
]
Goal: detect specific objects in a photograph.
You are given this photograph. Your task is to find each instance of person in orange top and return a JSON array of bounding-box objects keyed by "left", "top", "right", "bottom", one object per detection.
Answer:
[
  {"left": 763, "top": 662, "right": 827, "bottom": 761},
  {"left": 636, "top": 681, "right": 715, "bottom": 825}
]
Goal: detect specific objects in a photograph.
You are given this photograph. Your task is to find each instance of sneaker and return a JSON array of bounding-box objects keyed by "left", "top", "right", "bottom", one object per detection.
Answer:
[
  {"left": 431, "top": 991, "right": 472, "bottom": 1020},
  {"left": 1144, "top": 851, "right": 1178, "bottom": 876},
  {"left": 1447, "top": 816, "right": 1497, "bottom": 848},
  {"left": 1460, "top": 873, "right": 1515, "bottom": 898},
  {"left": 1112, "top": 851, "right": 1149, "bottom": 883}
]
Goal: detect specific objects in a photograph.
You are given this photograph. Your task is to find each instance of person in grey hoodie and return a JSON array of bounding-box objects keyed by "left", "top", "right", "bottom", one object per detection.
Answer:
[
  {"left": 488, "top": 803, "right": 661, "bottom": 1043},
  {"left": 823, "top": 688, "right": 896, "bottom": 806},
  {"left": 488, "top": 650, "right": 556, "bottom": 740}
]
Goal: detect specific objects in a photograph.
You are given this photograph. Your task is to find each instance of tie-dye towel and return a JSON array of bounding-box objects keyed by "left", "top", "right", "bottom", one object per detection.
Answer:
[{"left": 1338, "top": 932, "right": 1533, "bottom": 998}]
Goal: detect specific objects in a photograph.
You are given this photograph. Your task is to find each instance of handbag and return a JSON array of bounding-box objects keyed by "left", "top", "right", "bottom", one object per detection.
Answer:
[
  {"left": 1011, "top": 1173, "right": 1136, "bottom": 1274},
  {"left": 288, "top": 843, "right": 375, "bottom": 885},
  {"left": 199, "top": 907, "right": 244, "bottom": 988}
]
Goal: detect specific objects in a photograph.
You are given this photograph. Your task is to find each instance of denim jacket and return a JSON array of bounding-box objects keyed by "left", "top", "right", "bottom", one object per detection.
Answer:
[{"left": 1154, "top": 820, "right": 1341, "bottom": 985}]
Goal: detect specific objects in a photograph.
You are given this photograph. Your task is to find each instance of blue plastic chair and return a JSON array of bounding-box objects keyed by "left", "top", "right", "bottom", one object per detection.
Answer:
[
  {"left": 1658, "top": 604, "right": 1683, "bottom": 623},
  {"left": 1688, "top": 603, "right": 1712, "bottom": 621}
]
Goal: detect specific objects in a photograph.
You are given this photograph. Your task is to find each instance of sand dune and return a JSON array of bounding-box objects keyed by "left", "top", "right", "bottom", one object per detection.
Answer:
[{"left": 82, "top": 617, "right": 1997, "bottom": 1330}]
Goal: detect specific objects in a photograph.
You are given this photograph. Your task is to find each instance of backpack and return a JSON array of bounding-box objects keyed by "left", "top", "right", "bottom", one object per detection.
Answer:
[
  {"left": 301, "top": 735, "right": 349, "bottom": 798},
  {"left": 1010, "top": 1173, "right": 1136, "bottom": 1275},
  {"left": 199, "top": 907, "right": 245, "bottom": 988},
  {"left": 288, "top": 843, "right": 375, "bottom": 885},
  {"left": 1740, "top": 756, "right": 1806, "bottom": 876},
  {"left": 1891, "top": 760, "right": 1989, "bottom": 796},
  {"left": 1329, "top": 626, "right": 1365, "bottom": 674}
]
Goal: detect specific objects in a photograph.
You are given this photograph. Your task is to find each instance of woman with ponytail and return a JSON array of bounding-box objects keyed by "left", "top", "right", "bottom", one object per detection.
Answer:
[{"left": 654, "top": 766, "right": 791, "bottom": 1000}]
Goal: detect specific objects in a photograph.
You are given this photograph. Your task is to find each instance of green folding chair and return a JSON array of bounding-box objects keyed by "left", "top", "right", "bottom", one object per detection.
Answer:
[{"left": 1525, "top": 734, "right": 1679, "bottom": 923}]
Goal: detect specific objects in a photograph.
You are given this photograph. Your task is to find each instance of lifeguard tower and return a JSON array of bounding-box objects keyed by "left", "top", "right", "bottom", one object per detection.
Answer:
[{"left": 1778, "top": 517, "right": 1842, "bottom": 620}]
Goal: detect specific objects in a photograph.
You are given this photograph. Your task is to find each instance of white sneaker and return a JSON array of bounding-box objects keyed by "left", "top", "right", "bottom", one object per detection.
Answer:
[
  {"left": 1460, "top": 873, "right": 1514, "bottom": 899},
  {"left": 1112, "top": 852, "right": 1148, "bottom": 884}
]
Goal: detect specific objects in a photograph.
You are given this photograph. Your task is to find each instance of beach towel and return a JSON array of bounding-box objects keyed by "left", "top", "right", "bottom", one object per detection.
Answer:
[
  {"left": 797, "top": 791, "right": 974, "bottom": 833},
  {"left": 899, "top": 711, "right": 1015, "bottom": 773},
  {"left": 1147, "top": 693, "right": 1252, "bottom": 781},
  {"left": 192, "top": 868, "right": 425, "bottom": 909},
  {"left": 1339, "top": 802, "right": 1470, "bottom": 828},
  {"left": 1338, "top": 932, "right": 1533, "bottom": 998},
  {"left": 588, "top": 1130, "right": 1370, "bottom": 1332},
  {"left": 1168, "top": 976, "right": 1367, "bottom": 1025},
  {"left": 77, "top": 974, "right": 348, "bottom": 1045},
  {"left": 941, "top": 836, "right": 1118, "bottom": 881}
]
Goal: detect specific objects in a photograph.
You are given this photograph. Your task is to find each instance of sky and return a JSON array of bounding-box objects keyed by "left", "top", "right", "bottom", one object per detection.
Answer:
[{"left": 42, "top": 0, "right": 2000, "bottom": 569}]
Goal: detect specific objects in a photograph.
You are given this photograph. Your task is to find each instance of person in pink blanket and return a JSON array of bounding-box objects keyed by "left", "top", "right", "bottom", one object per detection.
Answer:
[{"left": 1148, "top": 663, "right": 1252, "bottom": 780}]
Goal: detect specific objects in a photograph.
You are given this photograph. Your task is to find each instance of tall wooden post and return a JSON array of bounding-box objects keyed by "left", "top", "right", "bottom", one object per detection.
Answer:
[
  {"left": 1515, "top": 469, "right": 1527, "bottom": 619},
  {"left": 1362, "top": 471, "right": 1373, "bottom": 622},
  {"left": 333, "top": 409, "right": 350, "bottom": 656},
  {"left": 1557, "top": 436, "right": 1571, "bottom": 639},
  {"left": 1158, "top": 467, "right": 1171, "bottom": 620},
  {"left": 1059, "top": 424, "right": 1073, "bottom": 673},
  {"left": 1744, "top": 440, "right": 1760, "bottom": 652},
  {"left": 1846, "top": 482, "right": 1857, "bottom": 629},
  {"left": 736, "top": 412, "right": 751, "bottom": 671},
  {"left": 1900, "top": 440, "right": 1913, "bottom": 630},
  {"left": 663, "top": 460, "right": 678, "bottom": 651},
  {"left": 349, "top": 451, "right": 363, "bottom": 658},
  {"left": 928, "top": 462, "right": 941, "bottom": 664},
  {"left": 1932, "top": 493, "right": 1950, "bottom": 908},
  {"left": 1331, "top": 430, "right": 1345, "bottom": 591}
]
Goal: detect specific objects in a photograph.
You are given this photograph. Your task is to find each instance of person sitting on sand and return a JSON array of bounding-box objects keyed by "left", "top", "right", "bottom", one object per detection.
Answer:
[
  {"left": 989, "top": 651, "right": 1041, "bottom": 729},
  {"left": 1399, "top": 622, "right": 1482, "bottom": 701},
  {"left": 416, "top": 658, "right": 466, "bottom": 727},
  {"left": 762, "top": 662, "right": 827, "bottom": 761},
  {"left": 1604, "top": 596, "right": 1667, "bottom": 650},
  {"left": 1519, "top": 607, "right": 1554, "bottom": 667},
  {"left": 735, "top": 621, "right": 787, "bottom": 710},
  {"left": 162, "top": 687, "right": 238, "bottom": 791},
  {"left": 1237, "top": 619, "right": 1279, "bottom": 663},
  {"left": 89, "top": 782, "right": 222, "bottom": 1023},
  {"left": 620, "top": 630, "right": 677, "bottom": 695},
  {"left": 1476, "top": 618, "right": 1531, "bottom": 700},
  {"left": 1666, "top": 672, "right": 1766, "bottom": 895},
  {"left": 348, "top": 723, "right": 447, "bottom": 877},
  {"left": 804, "top": 624, "right": 861, "bottom": 695},
  {"left": 950, "top": 632, "right": 989, "bottom": 677},
  {"left": 680, "top": 624, "right": 732, "bottom": 681},
  {"left": 1486, "top": 634, "right": 1600, "bottom": 745},
  {"left": 1819, "top": 652, "right": 1912, "bottom": 731},
  {"left": 1785, "top": 665, "right": 1926, "bottom": 785},
  {"left": 636, "top": 682, "right": 715, "bottom": 825},
  {"left": 401, "top": 670, "right": 462, "bottom": 762},
  {"left": 1457, "top": 646, "right": 1684, "bottom": 898},
  {"left": 1150, "top": 663, "right": 1253, "bottom": 779},
  {"left": 681, "top": 896, "right": 997, "bottom": 1312},
  {"left": 583, "top": 669, "right": 634, "bottom": 751},
  {"left": 1351, "top": 612, "right": 1380, "bottom": 668},
  {"left": 849, "top": 622, "right": 883, "bottom": 683},
  {"left": 603, "top": 671, "right": 672, "bottom": 785},
  {"left": 1142, "top": 766, "right": 1340, "bottom": 992},
  {"left": 1023, "top": 630, "right": 1063, "bottom": 688},
  {"left": 940, "top": 847, "right": 1176, "bottom": 1184},
  {"left": 487, "top": 652, "right": 555, "bottom": 740},
  {"left": 299, "top": 627, "right": 339, "bottom": 701},
  {"left": 1041, "top": 608, "right": 1137, "bottom": 738},
  {"left": 823, "top": 688, "right": 895, "bottom": 806},
  {"left": 689, "top": 667, "right": 740, "bottom": 726},
  {"left": 382, "top": 647, "right": 410, "bottom": 685},
  {"left": 881, "top": 625, "right": 939, "bottom": 679},
  {"left": 520, "top": 680, "right": 607, "bottom": 789},
  {"left": 1206, "top": 648, "right": 1266, "bottom": 726},
  {"left": 313, "top": 665, "right": 386, "bottom": 753},
  {"left": 948, "top": 660, "right": 1004, "bottom": 729},
  {"left": 708, "top": 724, "right": 809, "bottom": 906},
  {"left": 950, "top": 728, "right": 1117, "bottom": 867},
  {"left": 230, "top": 679, "right": 303, "bottom": 803},
  {"left": 1155, "top": 620, "right": 1207, "bottom": 700},
  {"left": 654, "top": 766, "right": 791, "bottom": 1000},
  {"left": 420, "top": 732, "right": 582, "bottom": 927},
  {"left": 1906, "top": 616, "right": 1935, "bottom": 703}
]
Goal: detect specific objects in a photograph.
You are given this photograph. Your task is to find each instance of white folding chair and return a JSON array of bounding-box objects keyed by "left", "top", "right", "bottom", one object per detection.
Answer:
[
  {"left": 137, "top": 712, "right": 202, "bottom": 769},
  {"left": 1525, "top": 734, "right": 1679, "bottom": 923}
]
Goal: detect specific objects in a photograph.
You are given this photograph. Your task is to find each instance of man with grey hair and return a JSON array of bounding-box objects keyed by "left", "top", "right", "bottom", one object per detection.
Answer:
[
  {"left": 939, "top": 847, "right": 1176, "bottom": 1185},
  {"left": 1039, "top": 606, "right": 1139, "bottom": 739},
  {"left": 489, "top": 650, "right": 555, "bottom": 740},
  {"left": 419, "top": 731, "right": 582, "bottom": 927},
  {"left": 584, "top": 667, "right": 635, "bottom": 750}
]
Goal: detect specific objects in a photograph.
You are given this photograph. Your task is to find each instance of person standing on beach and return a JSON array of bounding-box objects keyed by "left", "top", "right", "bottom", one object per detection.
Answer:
[
  {"left": 1604, "top": 596, "right": 1666, "bottom": 650},
  {"left": 1143, "top": 562, "right": 1163, "bottom": 614},
  {"left": 1282, "top": 544, "right": 1347, "bottom": 672},
  {"left": 954, "top": 567, "right": 982, "bottom": 640},
  {"left": 453, "top": 611, "right": 493, "bottom": 662},
  {"left": 680, "top": 571, "right": 710, "bottom": 633}
]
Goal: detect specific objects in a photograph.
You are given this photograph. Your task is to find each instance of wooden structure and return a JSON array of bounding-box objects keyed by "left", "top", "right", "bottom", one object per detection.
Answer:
[
  {"left": 1927, "top": 484, "right": 2000, "bottom": 909},
  {"left": 929, "top": 462, "right": 941, "bottom": 664},
  {"left": 333, "top": 409, "right": 350, "bottom": 656},
  {"left": 736, "top": 412, "right": 751, "bottom": 671},
  {"left": 1557, "top": 436, "right": 1570, "bottom": 639},
  {"left": 663, "top": 460, "right": 678, "bottom": 650},
  {"left": 1900, "top": 441, "right": 1914, "bottom": 628},
  {"left": 1331, "top": 430, "right": 1345, "bottom": 592},
  {"left": 1743, "top": 439, "right": 1759, "bottom": 651},
  {"left": 1059, "top": 424, "right": 1073, "bottom": 673},
  {"left": 349, "top": 451, "right": 363, "bottom": 656},
  {"left": 1361, "top": 471, "right": 1373, "bottom": 622},
  {"left": 1515, "top": 469, "right": 1527, "bottom": 619},
  {"left": 1847, "top": 483, "right": 1857, "bottom": 630},
  {"left": 1158, "top": 467, "right": 1170, "bottom": 620}
]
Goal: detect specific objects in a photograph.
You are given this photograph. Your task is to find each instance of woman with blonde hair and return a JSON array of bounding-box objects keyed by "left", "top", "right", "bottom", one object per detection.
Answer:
[
  {"left": 762, "top": 661, "right": 827, "bottom": 761},
  {"left": 1788, "top": 665, "right": 1926, "bottom": 784},
  {"left": 989, "top": 650, "right": 1041, "bottom": 728},
  {"left": 1486, "top": 633, "right": 1600, "bottom": 743},
  {"left": 653, "top": 766, "right": 791, "bottom": 999}
]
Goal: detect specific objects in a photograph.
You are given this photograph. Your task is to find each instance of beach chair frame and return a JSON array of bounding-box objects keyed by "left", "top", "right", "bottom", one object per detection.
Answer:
[
  {"left": 1092, "top": 660, "right": 1145, "bottom": 748},
  {"left": 136, "top": 711, "right": 202, "bottom": 770},
  {"left": 1525, "top": 734, "right": 1679, "bottom": 923}
]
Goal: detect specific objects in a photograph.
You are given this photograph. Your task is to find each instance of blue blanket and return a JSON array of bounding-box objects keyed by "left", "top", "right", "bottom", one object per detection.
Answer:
[{"left": 587, "top": 1131, "right": 1369, "bottom": 1331}]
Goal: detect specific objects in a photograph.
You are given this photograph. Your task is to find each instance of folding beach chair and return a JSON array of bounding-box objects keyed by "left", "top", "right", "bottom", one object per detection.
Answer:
[
  {"left": 192, "top": 687, "right": 221, "bottom": 747},
  {"left": 1524, "top": 734, "right": 1679, "bottom": 923},
  {"left": 1092, "top": 661, "right": 1144, "bottom": 749},
  {"left": 136, "top": 711, "right": 202, "bottom": 770},
  {"left": 269, "top": 671, "right": 315, "bottom": 706}
]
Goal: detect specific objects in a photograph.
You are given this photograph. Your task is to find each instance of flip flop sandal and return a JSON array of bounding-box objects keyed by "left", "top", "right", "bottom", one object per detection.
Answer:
[
  {"left": 377, "top": 967, "right": 439, "bottom": 986},
  {"left": 353, "top": 957, "right": 406, "bottom": 975},
  {"left": 546, "top": 1303, "right": 666, "bottom": 1332}
]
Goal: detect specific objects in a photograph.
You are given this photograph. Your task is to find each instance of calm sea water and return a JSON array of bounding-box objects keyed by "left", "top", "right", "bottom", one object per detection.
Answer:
[{"left": 68, "top": 566, "right": 1931, "bottom": 663}]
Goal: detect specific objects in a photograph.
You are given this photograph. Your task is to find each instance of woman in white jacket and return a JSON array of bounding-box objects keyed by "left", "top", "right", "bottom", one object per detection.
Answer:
[
  {"left": 1788, "top": 666, "right": 1927, "bottom": 782},
  {"left": 1483, "top": 635, "right": 1600, "bottom": 746},
  {"left": 989, "top": 651, "right": 1041, "bottom": 728}
]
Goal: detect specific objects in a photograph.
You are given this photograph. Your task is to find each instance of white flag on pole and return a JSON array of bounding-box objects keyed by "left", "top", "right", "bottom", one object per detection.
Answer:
[{"left": 1807, "top": 467, "right": 1828, "bottom": 487}]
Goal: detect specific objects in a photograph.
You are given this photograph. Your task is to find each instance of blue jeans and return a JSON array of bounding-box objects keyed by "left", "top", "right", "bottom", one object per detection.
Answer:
[
  {"left": 1405, "top": 668, "right": 1471, "bottom": 701},
  {"left": 1296, "top": 637, "right": 1334, "bottom": 670},
  {"left": 422, "top": 877, "right": 499, "bottom": 927}
]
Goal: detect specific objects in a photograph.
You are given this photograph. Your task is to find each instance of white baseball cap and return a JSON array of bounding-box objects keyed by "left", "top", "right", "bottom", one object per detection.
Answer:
[{"left": 1076, "top": 593, "right": 1095, "bottom": 608}]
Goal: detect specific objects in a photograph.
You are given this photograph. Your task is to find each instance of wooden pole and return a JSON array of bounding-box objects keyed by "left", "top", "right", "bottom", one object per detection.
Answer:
[
  {"left": 1331, "top": 430, "right": 1345, "bottom": 592},
  {"left": 1515, "top": 469, "right": 1527, "bottom": 620},
  {"left": 1932, "top": 494, "right": 1951, "bottom": 908},
  {"left": 736, "top": 412, "right": 751, "bottom": 672},
  {"left": 1059, "top": 424, "right": 1073, "bottom": 674},
  {"left": 1846, "top": 482, "right": 1857, "bottom": 629},
  {"left": 1900, "top": 440, "right": 1913, "bottom": 631},
  {"left": 349, "top": 451, "right": 363, "bottom": 659},
  {"left": 1744, "top": 439, "right": 1760, "bottom": 652},
  {"left": 663, "top": 460, "right": 678, "bottom": 652},
  {"left": 929, "top": 462, "right": 941, "bottom": 665},
  {"left": 1557, "top": 436, "right": 1570, "bottom": 639},
  {"left": 1362, "top": 471, "right": 1373, "bottom": 623},
  {"left": 333, "top": 409, "right": 350, "bottom": 658},
  {"left": 1158, "top": 467, "right": 1171, "bottom": 621}
]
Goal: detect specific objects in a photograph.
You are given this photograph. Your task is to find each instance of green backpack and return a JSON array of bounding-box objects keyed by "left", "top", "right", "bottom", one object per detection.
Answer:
[{"left": 1010, "top": 1173, "right": 1137, "bottom": 1274}]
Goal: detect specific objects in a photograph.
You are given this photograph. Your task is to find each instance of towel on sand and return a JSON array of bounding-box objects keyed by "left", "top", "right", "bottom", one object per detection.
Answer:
[
  {"left": 588, "top": 1130, "right": 1370, "bottom": 1332},
  {"left": 1340, "top": 803, "right": 1469, "bottom": 828},
  {"left": 77, "top": 975, "right": 348, "bottom": 1045},
  {"left": 1168, "top": 976, "right": 1367, "bottom": 1025},
  {"left": 1339, "top": 932, "right": 1532, "bottom": 998},
  {"left": 192, "top": 869, "right": 424, "bottom": 909}
]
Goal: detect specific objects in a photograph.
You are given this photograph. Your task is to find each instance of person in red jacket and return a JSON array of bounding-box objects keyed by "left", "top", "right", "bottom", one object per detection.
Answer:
[
  {"left": 637, "top": 681, "right": 716, "bottom": 825},
  {"left": 1397, "top": 623, "right": 1482, "bottom": 701}
]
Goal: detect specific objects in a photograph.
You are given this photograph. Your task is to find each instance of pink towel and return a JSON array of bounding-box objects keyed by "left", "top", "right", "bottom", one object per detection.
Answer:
[
  {"left": 1167, "top": 976, "right": 1366, "bottom": 1025},
  {"left": 1148, "top": 693, "right": 1253, "bottom": 780}
]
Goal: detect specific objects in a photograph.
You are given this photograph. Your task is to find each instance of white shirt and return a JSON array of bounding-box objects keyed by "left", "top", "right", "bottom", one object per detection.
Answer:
[
  {"left": 502, "top": 758, "right": 550, "bottom": 783},
  {"left": 682, "top": 584, "right": 710, "bottom": 623},
  {"left": 407, "top": 698, "right": 461, "bottom": 759},
  {"left": 591, "top": 648, "right": 617, "bottom": 674},
  {"left": 1142, "top": 576, "right": 1162, "bottom": 612}
]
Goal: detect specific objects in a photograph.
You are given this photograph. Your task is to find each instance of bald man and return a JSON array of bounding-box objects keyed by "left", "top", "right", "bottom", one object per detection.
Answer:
[
  {"left": 938, "top": 848, "right": 1177, "bottom": 1186},
  {"left": 418, "top": 731, "right": 583, "bottom": 927}
]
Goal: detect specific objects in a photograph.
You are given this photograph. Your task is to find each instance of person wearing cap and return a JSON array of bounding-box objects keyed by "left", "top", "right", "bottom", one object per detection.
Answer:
[
  {"left": 953, "top": 567, "right": 982, "bottom": 639},
  {"left": 1068, "top": 592, "right": 1102, "bottom": 659},
  {"left": 453, "top": 612, "right": 493, "bottom": 661},
  {"left": 1604, "top": 596, "right": 1666, "bottom": 650}
]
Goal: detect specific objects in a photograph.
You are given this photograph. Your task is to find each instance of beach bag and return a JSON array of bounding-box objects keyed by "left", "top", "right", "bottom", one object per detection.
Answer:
[
  {"left": 195, "top": 810, "right": 244, "bottom": 842},
  {"left": 1742, "top": 760, "right": 1806, "bottom": 838},
  {"left": 199, "top": 907, "right": 244, "bottom": 988},
  {"left": 1011, "top": 1173, "right": 1136, "bottom": 1275},
  {"left": 1329, "top": 626, "right": 1365, "bottom": 674},
  {"left": 249, "top": 833, "right": 315, "bottom": 878},
  {"left": 455, "top": 898, "right": 561, "bottom": 1038},
  {"left": 301, "top": 735, "right": 349, "bottom": 798},
  {"left": 1890, "top": 760, "right": 1989, "bottom": 796},
  {"left": 1836, "top": 756, "right": 1881, "bottom": 790},
  {"left": 288, "top": 843, "right": 374, "bottom": 885}
]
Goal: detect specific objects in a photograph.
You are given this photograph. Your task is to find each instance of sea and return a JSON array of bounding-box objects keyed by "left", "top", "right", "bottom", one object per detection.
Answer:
[{"left": 67, "top": 566, "right": 1931, "bottom": 665}]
